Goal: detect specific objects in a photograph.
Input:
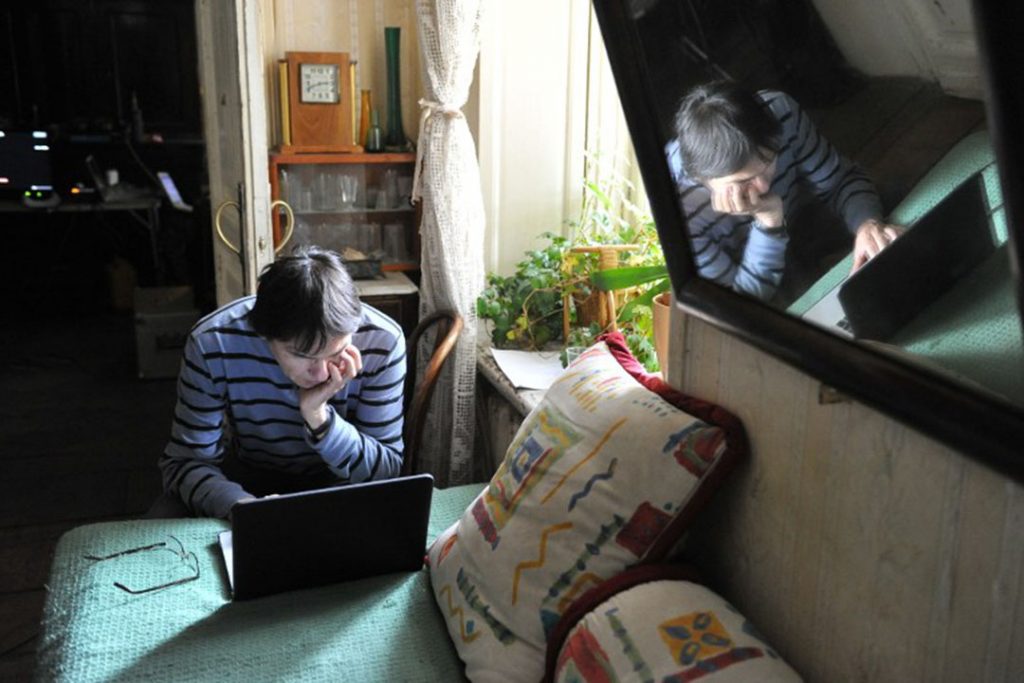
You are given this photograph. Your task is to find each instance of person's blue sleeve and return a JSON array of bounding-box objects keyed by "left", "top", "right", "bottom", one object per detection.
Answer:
[
  {"left": 159, "top": 334, "right": 249, "bottom": 519},
  {"left": 311, "top": 334, "right": 406, "bottom": 481},
  {"left": 777, "top": 92, "right": 884, "bottom": 231},
  {"left": 733, "top": 222, "right": 789, "bottom": 298}
]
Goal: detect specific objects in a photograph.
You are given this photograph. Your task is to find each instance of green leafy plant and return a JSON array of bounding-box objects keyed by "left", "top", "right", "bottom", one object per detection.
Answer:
[
  {"left": 590, "top": 263, "right": 670, "bottom": 319},
  {"left": 566, "top": 175, "right": 666, "bottom": 372},
  {"left": 477, "top": 168, "right": 667, "bottom": 372},
  {"left": 585, "top": 263, "right": 669, "bottom": 373},
  {"left": 476, "top": 233, "right": 582, "bottom": 350}
]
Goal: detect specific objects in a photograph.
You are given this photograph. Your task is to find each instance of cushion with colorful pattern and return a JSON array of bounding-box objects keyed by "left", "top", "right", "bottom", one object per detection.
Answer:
[
  {"left": 547, "top": 568, "right": 802, "bottom": 682},
  {"left": 427, "top": 333, "right": 748, "bottom": 681}
]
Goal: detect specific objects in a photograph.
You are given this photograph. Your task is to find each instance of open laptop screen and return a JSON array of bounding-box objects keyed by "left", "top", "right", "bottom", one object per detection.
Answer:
[
  {"left": 811, "top": 175, "right": 995, "bottom": 339},
  {"left": 157, "top": 171, "right": 193, "bottom": 212},
  {"left": 835, "top": 174, "right": 995, "bottom": 340},
  {"left": 219, "top": 473, "right": 434, "bottom": 600}
]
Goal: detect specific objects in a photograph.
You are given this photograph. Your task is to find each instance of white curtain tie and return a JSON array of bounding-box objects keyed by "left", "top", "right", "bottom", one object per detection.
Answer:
[{"left": 411, "top": 99, "right": 465, "bottom": 202}]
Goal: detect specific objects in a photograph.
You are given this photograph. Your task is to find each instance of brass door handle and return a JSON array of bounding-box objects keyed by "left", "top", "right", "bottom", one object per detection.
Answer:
[
  {"left": 214, "top": 200, "right": 241, "bottom": 254},
  {"left": 271, "top": 200, "right": 294, "bottom": 254},
  {"left": 215, "top": 199, "right": 294, "bottom": 255}
]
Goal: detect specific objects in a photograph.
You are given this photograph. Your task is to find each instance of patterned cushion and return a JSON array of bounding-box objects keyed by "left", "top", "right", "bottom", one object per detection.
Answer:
[
  {"left": 549, "top": 571, "right": 802, "bottom": 682},
  {"left": 427, "top": 333, "right": 747, "bottom": 681}
]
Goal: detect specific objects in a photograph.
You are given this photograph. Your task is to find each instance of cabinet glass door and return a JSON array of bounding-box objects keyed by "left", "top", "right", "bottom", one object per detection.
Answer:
[{"left": 271, "top": 153, "right": 418, "bottom": 272}]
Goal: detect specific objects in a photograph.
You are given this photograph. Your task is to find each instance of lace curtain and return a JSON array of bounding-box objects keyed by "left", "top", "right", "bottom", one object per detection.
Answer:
[{"left": 411, "top": 0, "right": 485, "bottom": 486}]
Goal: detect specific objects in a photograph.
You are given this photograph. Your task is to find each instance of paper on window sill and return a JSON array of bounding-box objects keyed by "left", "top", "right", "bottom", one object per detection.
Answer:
[{"left": 489, "top": 348, "right": 566, "bottom": 390}]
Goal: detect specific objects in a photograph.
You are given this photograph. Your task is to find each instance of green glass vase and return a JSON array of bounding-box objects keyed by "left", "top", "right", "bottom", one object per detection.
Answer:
[{"left": 384, "top": 26, "right": 408, "bottom": 150}]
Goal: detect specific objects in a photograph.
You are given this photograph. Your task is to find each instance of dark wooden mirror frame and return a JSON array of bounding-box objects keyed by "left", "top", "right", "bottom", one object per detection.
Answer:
[{"left": 591, "top": 0, "right": 1024, "bottom": 483}]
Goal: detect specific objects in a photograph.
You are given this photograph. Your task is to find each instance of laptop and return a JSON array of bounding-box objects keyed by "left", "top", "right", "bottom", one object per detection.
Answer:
[
  {"left": 219, "top": 473, "right": 434, "bottom": 600},
  {"left": 157, "top": 171, "right": 193, "bottom": 212},
  {"left": 801, "top": 174, "right": 996, "bottom": 340},
  {"left": 84, "top": 154, "right": 153, "bottom": 202}
]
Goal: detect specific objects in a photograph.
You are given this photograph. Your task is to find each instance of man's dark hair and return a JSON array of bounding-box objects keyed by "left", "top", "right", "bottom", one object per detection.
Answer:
[
  {"left": 249, "top": 245, "right": 362, "bottom": 354},
  {"left": 674, "top": 80, "right": 782, "bottom": 180}
]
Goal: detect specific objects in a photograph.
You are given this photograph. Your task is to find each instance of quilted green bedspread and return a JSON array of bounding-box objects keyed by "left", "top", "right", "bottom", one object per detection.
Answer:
[{"left": 36, "top": 484, "right": 483, "bottom": 682}]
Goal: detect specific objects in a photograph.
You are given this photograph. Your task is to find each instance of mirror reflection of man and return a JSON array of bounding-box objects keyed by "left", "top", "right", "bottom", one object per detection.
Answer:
[
  {"left": 667, "top": 80, "right": 903, "bottom": 303},
  {"left": 149, "top": 245, "right": 406, "bottom": 519}
]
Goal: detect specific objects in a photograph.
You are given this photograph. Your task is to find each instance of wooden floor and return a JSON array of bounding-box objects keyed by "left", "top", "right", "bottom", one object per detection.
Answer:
[
  {"left": 809, "top": 77, "right": 988, "bottom": 211},
  {"left": 0, "top": 312, "right": 178, "bottom": 680},
  {"left": 0, "top": 78, "right": 985, "bottom": 681}
]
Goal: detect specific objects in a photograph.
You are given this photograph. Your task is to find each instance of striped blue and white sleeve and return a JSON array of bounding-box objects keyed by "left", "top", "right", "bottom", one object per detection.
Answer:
[
  {"left": 735, "top": 223, "right": 788, "bottom": 299},
  {"left": 312, "top": 331, "right": 406, "bottom": 482},
  {"left": 776, "top": 93, "right": 883, "bottom": 232},
  {"left": 159, "top": 333, "right": 249, "bottom": 519}
]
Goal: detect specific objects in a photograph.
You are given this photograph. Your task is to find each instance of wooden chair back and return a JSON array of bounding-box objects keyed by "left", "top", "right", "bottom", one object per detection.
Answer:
[{"left": 401, "top": 309, "right": 464, "bottom": 475}]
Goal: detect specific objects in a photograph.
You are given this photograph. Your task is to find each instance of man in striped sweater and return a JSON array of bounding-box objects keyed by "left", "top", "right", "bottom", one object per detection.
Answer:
[
  {"left": 667, "top": 80, "right": 903, "bottom": 303},
  {"left": 153, "top": 246, "right": 406, "bottom": 519}
]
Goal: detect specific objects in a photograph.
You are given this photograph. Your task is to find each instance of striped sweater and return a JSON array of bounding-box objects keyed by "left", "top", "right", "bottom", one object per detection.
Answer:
[
  {"left": 159, "top": 296, "right": 406, "bottom": 518},
  {"left": 666, "top": 90, "right": 883, "bottom": 300}
]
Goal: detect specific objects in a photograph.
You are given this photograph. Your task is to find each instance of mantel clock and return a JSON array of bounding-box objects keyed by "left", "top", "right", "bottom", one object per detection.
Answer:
[{"left": 284, "top": 51, "right": 360, "bottom": 153}]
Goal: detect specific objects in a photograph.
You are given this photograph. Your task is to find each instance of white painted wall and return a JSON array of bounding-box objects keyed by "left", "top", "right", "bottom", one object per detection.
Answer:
[
  {"left": 667, "top": 311, "right": 1024, "bottom": 681},
  {"left": 810, "top": 0, "right": 982, "bottom": 98},
  {"left": 476, "top": 0, "right": 591, "bottom": 276}
]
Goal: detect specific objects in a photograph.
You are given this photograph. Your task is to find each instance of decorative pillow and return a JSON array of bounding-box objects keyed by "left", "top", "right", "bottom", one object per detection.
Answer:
[
  {"left": 428, "top": 333, "right": 747, "bottom": 682},
  {"left": 548, "top": 570, "right": 802, "bottom": 682}
]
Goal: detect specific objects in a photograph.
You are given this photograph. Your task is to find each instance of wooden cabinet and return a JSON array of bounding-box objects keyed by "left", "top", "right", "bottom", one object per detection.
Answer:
[
  {"left": 269, "top": 151, "right": 420, "bottom": 335},
  {"left": 354, "top": 272, "right": 420, "bottom": 337},
  {"left": 269, "top": 151, "right": 419, "bottom": 273}
]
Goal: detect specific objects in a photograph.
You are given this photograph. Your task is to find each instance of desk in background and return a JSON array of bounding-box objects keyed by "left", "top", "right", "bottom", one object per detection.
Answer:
[{"left": 0, "top": 196, "right": 164, "bottom": 285}]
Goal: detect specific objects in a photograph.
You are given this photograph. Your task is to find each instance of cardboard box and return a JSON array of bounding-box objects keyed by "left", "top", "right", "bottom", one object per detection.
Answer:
[{"left": 134, "top": 286, "right": 200, "bottom": 379}]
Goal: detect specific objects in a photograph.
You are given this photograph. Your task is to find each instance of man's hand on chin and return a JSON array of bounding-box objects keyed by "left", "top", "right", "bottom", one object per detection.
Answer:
[{"left": 299, "top": 345, "right": 363, "bottom": 431}]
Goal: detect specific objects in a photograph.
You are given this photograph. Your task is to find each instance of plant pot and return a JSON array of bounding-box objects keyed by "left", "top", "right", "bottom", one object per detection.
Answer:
[
  {"left": 652, "top": 290, "right": 671, "bottom": 379},
  {"left": 572, "top": 290, "right": 613, "bottom": 330}
]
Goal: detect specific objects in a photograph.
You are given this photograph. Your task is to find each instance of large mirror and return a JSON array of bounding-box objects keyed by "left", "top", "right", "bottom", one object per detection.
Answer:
[{"left": 592, "top": 0, "right": 1024, "bottom": 479}]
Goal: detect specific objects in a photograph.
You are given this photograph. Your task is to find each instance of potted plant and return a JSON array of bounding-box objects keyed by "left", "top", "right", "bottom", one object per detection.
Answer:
[
  {"left": 589, "top": 263, "right": 672, "bottom": 377},
  {"left": 477, "top": 172, "right": 666, "bottom": 372},
  {"left": 476, "top": 232, "right": 589, "bottom": 350}
]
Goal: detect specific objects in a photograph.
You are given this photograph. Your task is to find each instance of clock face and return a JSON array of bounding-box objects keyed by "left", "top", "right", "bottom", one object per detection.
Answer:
[{"left": 299, "top": 63, "right": 340, "bottom": 104}]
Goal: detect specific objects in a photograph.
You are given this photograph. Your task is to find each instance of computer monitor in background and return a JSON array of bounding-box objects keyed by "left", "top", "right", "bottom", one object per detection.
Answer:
[{"left": 0, "top": 130, "right": 56, "bottom": 204}]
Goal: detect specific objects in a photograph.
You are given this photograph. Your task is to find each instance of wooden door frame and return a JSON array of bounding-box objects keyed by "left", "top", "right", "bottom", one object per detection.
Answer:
[{"left": 196, "top": 0, "right": 273, "bottom": 305}]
